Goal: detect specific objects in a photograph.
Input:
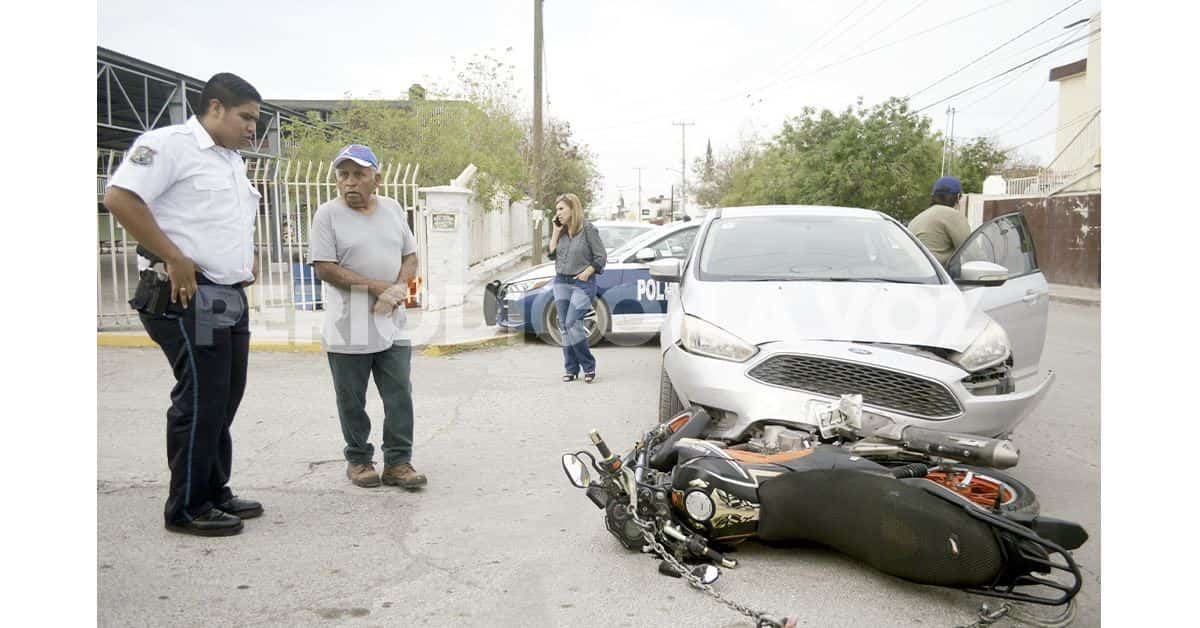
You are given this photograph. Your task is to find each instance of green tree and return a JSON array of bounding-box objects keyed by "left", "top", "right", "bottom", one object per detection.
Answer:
[
  {"left": 283, "top": 52, "right": 529, "bottom": 206},
  {"left": 710, "top": 97, "right": 1030, "bottom": 222},
  {"left": 520, "top": 117, "right": 602, "bottom": 215},
  {"left": 952, "top": 137, "right": 1007, "bottom": 194},
  {"left": 692, "top": 135, "right": 761, "bottom": 208}
]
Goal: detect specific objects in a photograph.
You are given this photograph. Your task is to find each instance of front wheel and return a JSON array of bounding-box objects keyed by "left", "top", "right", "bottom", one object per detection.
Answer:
[
  {"left": 540, "top": 298, "right": 609, "bottom": 347},
  {"left": 923, "top": 465, "right": 1039, "bottom": 515}
]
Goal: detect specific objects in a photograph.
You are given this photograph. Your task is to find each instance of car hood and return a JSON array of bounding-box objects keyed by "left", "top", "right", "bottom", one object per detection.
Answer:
[
  {"left": 680, "top": 281, "right": 991, "bottom": 352},
  {"left": 502, "top": 256, "right": 623, "bottom": 284},
  {"left": 503, "top": 262, "right": 556, "bottom": 284}
]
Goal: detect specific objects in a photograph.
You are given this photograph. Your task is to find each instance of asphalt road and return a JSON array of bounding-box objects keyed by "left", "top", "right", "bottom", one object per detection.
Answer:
[{"left": 97, "top": 302, "right": 1100, "bottom": 627}]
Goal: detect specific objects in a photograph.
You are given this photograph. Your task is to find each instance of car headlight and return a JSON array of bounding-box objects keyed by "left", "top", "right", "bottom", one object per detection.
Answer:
[
  {"left": 951, "top": 320, "right": 1011, "bottom": 372},
  {"left": 505, "top": 278, "right": 550, "bottom": 298},
  {"left": 680, "top": 315, "right": 759, "bottom": 362}
]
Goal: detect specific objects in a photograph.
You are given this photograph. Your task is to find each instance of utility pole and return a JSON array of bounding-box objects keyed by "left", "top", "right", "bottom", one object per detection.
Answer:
[
  {"left": 948, "top": 106, "right": 957, "bottom": 175},
  {"left": 940, "top": 106, "right": 957, "bottom": 176},
  {"left": 531, "top": 0, "right": 544, "bottom": 264},
  {"left": 633, "top": 167, "right": 643, "bottom": 222},
  {"left": 672, "top": 121, "right": 693, "bottom": 221}
]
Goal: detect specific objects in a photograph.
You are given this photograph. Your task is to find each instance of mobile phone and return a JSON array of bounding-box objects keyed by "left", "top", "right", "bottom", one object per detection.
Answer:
[{"left": 553, "top": 217, "right": 562, "bottom": 227}]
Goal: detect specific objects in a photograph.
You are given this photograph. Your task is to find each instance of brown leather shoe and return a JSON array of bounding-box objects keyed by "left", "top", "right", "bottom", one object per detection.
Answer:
[
  {"left": 347, "top": 462, "right": 381, "bottom": 488},
  {"left": 382, "top": 463, "right": 427, "bottom": 489}
]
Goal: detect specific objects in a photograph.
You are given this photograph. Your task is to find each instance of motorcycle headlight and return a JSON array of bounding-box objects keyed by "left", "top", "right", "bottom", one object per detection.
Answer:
[
  {"left": 680, "top": 315, "right": 759, "bottom": 362},
  {"left": 951, "top": 320, "right": 1011, "bottom": 372},
  {"left": 505, "top": 277, "right": 550, "bottom": 298}
]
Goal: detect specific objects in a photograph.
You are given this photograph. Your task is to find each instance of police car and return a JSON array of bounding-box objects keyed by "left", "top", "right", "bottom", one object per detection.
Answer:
[{"left": 484, "top": 221, "right": 699, "bottom": 346}]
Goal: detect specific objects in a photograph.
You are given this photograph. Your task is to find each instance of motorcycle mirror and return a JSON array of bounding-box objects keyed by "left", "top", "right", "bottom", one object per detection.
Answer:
[
  {"left": 692, "top": 564, "right": 720, "bottom": 585},
  {"left": 561, "top": 453, "right": 591, "bottom": 488}
]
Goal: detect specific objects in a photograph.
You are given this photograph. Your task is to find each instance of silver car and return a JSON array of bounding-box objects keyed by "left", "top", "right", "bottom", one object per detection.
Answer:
[{"left": 652, "top": 205, "right": 1054, "bottom": 441}]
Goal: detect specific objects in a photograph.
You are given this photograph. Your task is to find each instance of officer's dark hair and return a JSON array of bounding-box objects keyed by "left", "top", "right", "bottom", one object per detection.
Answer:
[
  {"left": 199, "top": 73, "right": 262, "bottom": 116},
  {"left": 932, "top": 192, "right": 961, "bottom": 207}
]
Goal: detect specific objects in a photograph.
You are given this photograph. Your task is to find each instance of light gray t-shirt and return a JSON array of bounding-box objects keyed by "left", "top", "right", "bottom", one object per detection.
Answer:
[{"left": 309, "top": 195, "right": 417, "bottom": 354}]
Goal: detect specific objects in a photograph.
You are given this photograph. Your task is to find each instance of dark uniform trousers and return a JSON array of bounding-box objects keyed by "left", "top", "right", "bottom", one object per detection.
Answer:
[{"left": 139, "top": 278, "right": 249, "bottom": 524}]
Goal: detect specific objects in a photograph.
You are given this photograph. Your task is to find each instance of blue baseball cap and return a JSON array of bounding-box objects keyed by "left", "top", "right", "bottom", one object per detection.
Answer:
[
  {"left": 333, "top": 144, "right": 379, "bottom": 170},
  {"left": 932, "top": 176, "right": 962, "bottom": 195}
]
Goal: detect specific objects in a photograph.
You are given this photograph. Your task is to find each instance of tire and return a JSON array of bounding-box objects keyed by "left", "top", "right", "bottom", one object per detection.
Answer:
[
  {"left": 926, "top": 465, "right": 1040, "bottom": 516},
  {"left": 540, "top": 298, "right": 609, "bottom": 348},
  {"left": 659, "top": 364, "right": 683, "bottom": 423}
]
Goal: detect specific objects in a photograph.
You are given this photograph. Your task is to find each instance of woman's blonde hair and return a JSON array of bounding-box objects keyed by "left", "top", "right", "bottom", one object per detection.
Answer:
[{"left": 555, "top": 193, "right": 587, "bottom": 236}]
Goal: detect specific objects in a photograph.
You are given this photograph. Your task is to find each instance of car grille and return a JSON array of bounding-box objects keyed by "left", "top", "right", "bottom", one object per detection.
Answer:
[{"left": 747, "top": 355, "right": 963, "bottom": 419}]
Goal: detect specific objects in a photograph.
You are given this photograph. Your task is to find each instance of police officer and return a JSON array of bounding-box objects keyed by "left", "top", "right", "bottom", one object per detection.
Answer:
[{"left": 103, "top": 73, "right": 264, "bottom": 537}]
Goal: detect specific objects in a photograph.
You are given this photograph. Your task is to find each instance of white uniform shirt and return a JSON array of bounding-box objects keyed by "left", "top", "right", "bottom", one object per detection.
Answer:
[{"left": 107, "top": 116, "right": 260, "bottom": 285}]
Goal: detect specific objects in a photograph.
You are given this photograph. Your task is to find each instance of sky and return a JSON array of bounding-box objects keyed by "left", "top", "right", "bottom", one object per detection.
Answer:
[{"left": 97, "top": 0, "right": 1102, "bottom": 212}]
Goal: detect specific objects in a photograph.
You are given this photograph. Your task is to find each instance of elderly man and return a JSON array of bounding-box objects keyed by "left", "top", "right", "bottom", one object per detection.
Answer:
[
  {"left": 909, "top": 176, "right": 972, "bottom": 267},
  {"left": 309, "top": 144, "right": 426, "bottom": 489}
]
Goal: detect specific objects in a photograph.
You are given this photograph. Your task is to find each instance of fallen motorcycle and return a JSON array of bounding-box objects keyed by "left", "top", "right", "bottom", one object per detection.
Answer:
[{"left": 561, "top": 402, "right": 1089, "bottom": 627}]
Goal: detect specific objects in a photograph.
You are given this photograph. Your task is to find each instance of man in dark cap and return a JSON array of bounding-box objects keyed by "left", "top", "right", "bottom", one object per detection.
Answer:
[{"left": 908, "top": 176, "right": 971, "bottom": 267}]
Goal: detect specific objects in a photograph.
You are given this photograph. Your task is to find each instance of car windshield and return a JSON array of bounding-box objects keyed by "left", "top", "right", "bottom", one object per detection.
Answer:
[
  {"left": 597, "top": 225, "right": 650, "bottom": 250},
  {"left": 697, "top": 215, "right": 940, "bottom": 283},
  {"left": 609, "top": 225, "right": 674, "bottom": 260}
]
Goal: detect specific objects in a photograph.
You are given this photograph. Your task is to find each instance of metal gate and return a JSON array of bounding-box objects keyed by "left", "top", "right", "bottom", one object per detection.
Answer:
[{"left": 96, "top": 149, "right": 423, "bottom": 330}]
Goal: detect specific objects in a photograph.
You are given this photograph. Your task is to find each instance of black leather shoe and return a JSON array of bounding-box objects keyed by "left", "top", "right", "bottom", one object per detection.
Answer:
[
  {"left": 216, "top": 496, "right": 263, "bottom": 519},
  {"left": 165, "top": 509, "right": 243, "bottom": 537}
]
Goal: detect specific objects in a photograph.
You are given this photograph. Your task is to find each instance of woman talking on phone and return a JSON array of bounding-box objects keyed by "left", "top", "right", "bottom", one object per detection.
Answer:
[{"left": 547, "top": 193, "right": 606, "bottom": 383}]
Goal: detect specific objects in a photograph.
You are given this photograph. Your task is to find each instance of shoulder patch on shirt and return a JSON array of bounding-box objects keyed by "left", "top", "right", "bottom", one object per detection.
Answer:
[{"left": 129, "top": 146, "right": 156, "bottom": 166}]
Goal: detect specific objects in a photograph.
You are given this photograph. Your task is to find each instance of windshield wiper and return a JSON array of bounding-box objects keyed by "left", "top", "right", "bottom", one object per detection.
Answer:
[{"left": 827, "top": 277, "right": 930, "bottom": 284}]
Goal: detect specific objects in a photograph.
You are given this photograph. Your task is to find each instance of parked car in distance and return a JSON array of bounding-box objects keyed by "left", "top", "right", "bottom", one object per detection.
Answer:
[{"left": 655, "top": 205, "right": 1053, "bottom": 442}]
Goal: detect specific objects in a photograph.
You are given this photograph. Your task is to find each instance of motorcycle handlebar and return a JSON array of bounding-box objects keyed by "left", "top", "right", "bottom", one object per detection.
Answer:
[
  {"left": 588, "top": 429, "right": 613, "bottom": 460},
  {"left": 900, "top": 427, "right": 1019, "bottom": 469}
]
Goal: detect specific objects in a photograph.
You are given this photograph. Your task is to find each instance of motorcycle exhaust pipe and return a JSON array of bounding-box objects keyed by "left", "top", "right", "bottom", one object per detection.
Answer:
[{"left": 898, "top": 427, "right": 1019, "bottom": 469}]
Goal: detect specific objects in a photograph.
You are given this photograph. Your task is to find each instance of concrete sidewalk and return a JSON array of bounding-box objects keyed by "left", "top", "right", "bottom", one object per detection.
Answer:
[{"left": 1048, "top": 283, "right": 1100, "bottom": 307}]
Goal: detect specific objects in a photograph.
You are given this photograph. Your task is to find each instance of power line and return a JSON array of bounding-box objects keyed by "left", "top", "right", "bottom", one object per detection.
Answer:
[
  {"left": 912, "top": 27, "right": 1099, "bottom": 114},
  {"left": 765, "top": 0, "right": 875, "bottom": 79},
  {"left": 586, "top": 0, "right": 876, "bottom": 123},
  {"left": 993, "top": 98, "right": 1057, "bottom": 136},
  {"left": 955, "top": 21, "right": 1089, "bottom": 114},
  {"left": 765, "top": 0, "right": 1018, "bottom": 92},
  {"left": 999, "top": 106, "right": 1099, "bottom": 153},
  {"left": 959, "top": 64, "right": 1039, "bottom": 113},
  {"left": 578, "top": 0, "right": 1013, "bottom": 134},
  {"left": 810, "top": 0, "right": 893, "bottom": 63},
  {"left": 906, "top": 0, "right": 1084, "bottom": 100},
  {"left": 844, "top": 0, "right": 930, "bottom": 56}
]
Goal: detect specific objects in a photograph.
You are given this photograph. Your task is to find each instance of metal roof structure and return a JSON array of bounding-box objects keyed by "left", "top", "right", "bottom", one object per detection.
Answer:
[{"left": 97, "top": 46, "right": 313, "bottom": 156}]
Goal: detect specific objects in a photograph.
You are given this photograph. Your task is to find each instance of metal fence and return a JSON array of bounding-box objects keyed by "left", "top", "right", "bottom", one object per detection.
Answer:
[{"left": 97, "top": 150, "right": 422, "bottom": 329}]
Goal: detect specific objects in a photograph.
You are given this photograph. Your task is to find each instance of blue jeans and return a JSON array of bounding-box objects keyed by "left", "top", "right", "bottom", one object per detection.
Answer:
[{"left": 552, "top": 274, "right": 597, "bottom": 375}]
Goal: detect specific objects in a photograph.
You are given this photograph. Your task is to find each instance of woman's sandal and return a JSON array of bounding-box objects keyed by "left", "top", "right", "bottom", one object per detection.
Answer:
[
  {"left": 562, "top": 374, "right": 578, "bottom": 382},
  {"left": 584, "top": 372, "right": 596, "bottom": 384}
]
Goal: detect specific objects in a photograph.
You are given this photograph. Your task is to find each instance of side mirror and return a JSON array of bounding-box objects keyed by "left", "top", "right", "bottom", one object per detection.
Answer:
[
  {"left": 636, "top": 247, "right": 657, "bottom": 262},
  {"left": 649, "top": 258, "right": 683, "bottom": 282},
  {"left": 561, "top": 453, "right": 591, "bottom": 488},
  {"left": 955, "top": 261, "right": 1008, "bottom": 287}
]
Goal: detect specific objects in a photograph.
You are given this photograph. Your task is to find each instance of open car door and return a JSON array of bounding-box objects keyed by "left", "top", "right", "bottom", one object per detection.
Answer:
[{"left": 946, "top": 212, "right": 1049, "bottom": 387}]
